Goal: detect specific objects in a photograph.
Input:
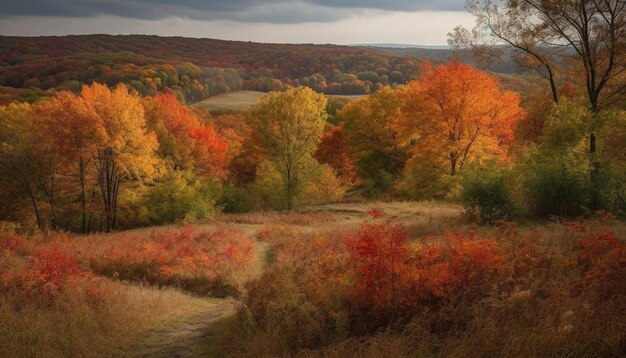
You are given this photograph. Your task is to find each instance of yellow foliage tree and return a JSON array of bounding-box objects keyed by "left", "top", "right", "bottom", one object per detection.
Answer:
[{"left": 250, "top": 87, "right": 327, "bottom": 210}]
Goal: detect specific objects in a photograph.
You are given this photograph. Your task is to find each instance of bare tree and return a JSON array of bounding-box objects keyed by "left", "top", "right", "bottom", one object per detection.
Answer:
[
  {"left": 450, "top": 0, "right": 625, "bottom": 112},
  {"left": 450, "top": 0, "right": 626, "bottom": 157}
]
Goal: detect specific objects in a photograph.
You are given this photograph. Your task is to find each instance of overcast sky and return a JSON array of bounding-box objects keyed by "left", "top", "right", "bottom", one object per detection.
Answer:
[{"left": 0, "top": 0, "right": 474, "bottom": 45}]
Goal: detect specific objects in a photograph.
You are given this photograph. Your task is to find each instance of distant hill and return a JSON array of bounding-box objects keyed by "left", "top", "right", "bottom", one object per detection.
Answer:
[
  {"left": 0, "top": 35, "right": 430, "bottom": 104},
  {"left": 366, "top": 46, "right": 524, "bottom": 75},
  {"left": 353, "top": 44, "right": 451, "bottom": 50},
  {"left": 0, "top": 35, "right": 535, "bottom": 105}
]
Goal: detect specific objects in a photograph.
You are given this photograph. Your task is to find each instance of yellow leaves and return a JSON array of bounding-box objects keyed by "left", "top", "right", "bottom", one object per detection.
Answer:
[
  {"left": 79, "top": 83, "right": 161, "bottom": 179},
  {"left": 250, "top": 87, "right": 328, "bottom": 209},
  {"left": 251, "top": 86, "right": 327, "bottom": 158}
]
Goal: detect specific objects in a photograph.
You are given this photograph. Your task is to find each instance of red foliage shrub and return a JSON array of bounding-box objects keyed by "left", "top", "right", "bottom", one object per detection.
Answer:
[
  {"left": 568, "top": 231, "right": 626, "bottom": 299},
  {"left": 409, "top": 232, "right": 504, "bottom": 307},
  {"left": 0, "top": 235, "right": 87, "bottom": 302},
  {"left": 33, "top": 247, "right": 82, "bottom": 288},
  {"left": 0, "top": 234, "right": 31, "bottom": 255},
  {"left": 346, "top": 217, "right": 407, "bottom": 310},
  {"left": 90, "top": 225, "right": 253, "bottom": 296},
  {"left": 346, "top": 212, "right": 505, "bottom": 329}
]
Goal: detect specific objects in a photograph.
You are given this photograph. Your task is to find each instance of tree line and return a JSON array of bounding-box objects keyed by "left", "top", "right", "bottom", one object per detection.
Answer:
[{"left": 1, "top": 58, "right": 625, "bottom": 233}]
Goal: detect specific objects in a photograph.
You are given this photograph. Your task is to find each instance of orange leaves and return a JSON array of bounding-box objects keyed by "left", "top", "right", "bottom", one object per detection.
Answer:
[
  {"left": 142, "top": 93, "right": 229, "bottom": 176},
  {"left": 191, "top": 124, "right": 229, "bottom": 178},
  {"left": 398, "top": 63, "right": 523, "bottom": 175}
]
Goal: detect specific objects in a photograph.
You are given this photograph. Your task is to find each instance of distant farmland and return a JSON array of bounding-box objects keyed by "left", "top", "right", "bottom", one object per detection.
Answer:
[
  {"left": 191, "top": 90, "right": 367, "bottom": 112},
  {"left": 191, "top": 91, "right": 266, "bottom": 112}
]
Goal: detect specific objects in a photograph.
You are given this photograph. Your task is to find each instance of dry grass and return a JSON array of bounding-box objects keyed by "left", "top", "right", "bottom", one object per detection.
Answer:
[
  {"left": 208, "top": 205, "right": 626, "bottom": 357},
  {"left": 0, "top": 280, "right": 216, "bottom": 358},
  {"left": 191, "top": 90, "right": 266, "bottom": 112},
  {"left": 2, "top": 202, "right": 625, "bottom": 357}
]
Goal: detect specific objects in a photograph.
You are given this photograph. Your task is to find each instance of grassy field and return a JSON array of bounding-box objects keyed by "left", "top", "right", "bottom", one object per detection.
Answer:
[
  {"left": 1, "top": 202, "right": 625, "bottom": 357},
  {"left": 191, "top": 90, "right": 368, "bottom": 112},
  {"left": 190, "top": 91, "right": 267, "bottom": 112}
]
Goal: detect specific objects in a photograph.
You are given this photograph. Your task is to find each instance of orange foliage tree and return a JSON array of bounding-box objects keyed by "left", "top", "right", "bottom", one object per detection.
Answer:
[
  {"left": 142, "top": 93, "right": 228, "bottom": 177},
  {"left": 37, "top": 92, "right": 103, "bottom": 233},
  {"left": 398, "top": 63, "right": 523, "bottom": 176}
]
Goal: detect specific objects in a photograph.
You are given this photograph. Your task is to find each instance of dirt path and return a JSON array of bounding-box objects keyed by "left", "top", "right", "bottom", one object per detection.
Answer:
[
  {"left": 130, "top": 297, "right": 237, "bottom": 358},
  {"left": 127, "top": 225, "right": 269, "bottom": 358},
  {"left": 122, "top": 208, "right": 376, "bottom": 357}
]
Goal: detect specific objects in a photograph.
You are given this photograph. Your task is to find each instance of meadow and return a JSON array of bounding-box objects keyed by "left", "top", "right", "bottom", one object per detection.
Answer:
[
  {"left": 191, "top": 90, "right": 367, "bottom": 113},
  {"left": 1, "top": 202, "right": 624, "bottom": 357}
]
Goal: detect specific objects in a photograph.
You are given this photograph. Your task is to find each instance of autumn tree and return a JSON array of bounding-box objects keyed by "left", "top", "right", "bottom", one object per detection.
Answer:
[
  {"left": 0, "top": 103, "right": 44, "bottom": 228},
  {"left": 341, "top": 86, "right": 407, "bottom": 184},
  {"left": 81, "top": 83, "right": 160, "bottom": 232},
  {"left": 450, "top": 0, "right": 626, "bottom": 155},
  {"left": 37, "top": 92, "right": 103, "bottom": 233},
  {"left": 142, "top": 93, "right": 228, "bottom": 177},
  {"left": 314, "top": 126, "right": 356, "bottom": 184},
  {"left": 250, "top": 87, "right": 327, "bottom": 210},
  {"left": 398, "top": 63, "right": 522, "bottom": 178}
]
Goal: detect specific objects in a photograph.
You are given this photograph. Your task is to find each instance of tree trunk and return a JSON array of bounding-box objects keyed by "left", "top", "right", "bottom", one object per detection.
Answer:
[
  {"left": 79, "top": 159, "right": 87, "bottom": 234},
  {"left": 450, "top": 153, "right": 457, "bottom": 176},
  {"left": 95, "top": 148, "right": 121, "bottom": 233},
  {"left": 26, "top": 183, "right": 42, "bottom": 230}
]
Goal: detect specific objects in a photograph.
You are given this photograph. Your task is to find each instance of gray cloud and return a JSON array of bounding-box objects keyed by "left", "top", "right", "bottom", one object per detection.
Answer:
[{"left": 0, "top": 0, "right": 465, "bottom": 23}]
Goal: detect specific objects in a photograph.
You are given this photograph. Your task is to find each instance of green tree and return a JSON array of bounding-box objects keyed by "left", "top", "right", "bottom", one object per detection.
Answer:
[{"left": 250, "top": 87, "right": 327, "bottom": 210}]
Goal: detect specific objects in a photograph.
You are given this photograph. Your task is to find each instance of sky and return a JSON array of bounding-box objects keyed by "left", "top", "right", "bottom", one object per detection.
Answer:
[{"left": 0, "top": 0, "right": 475, "bottom": 45}]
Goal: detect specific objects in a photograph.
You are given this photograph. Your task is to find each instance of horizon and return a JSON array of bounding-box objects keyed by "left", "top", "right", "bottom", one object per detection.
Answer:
[{"left": 0, "top": 32, "right": 455, "bottom": 48}]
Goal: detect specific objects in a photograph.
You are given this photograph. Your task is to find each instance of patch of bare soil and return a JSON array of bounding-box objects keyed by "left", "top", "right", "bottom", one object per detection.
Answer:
[{"left": 129, "top": 298, "right": 237, "bottom": 358}]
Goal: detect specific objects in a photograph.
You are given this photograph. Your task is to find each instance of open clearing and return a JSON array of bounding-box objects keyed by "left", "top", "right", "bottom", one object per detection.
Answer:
[
  {"left": 122, "top": 202, "right": 463, "bottom": 356},
  {"left": 191, "top": 90, "right": 368, "bottom": 112},
  {"left": 119, "top": 202, "right": 460, "bottom": 356},
  {"left": 3, "top": 201, "right": 624, "bottom": 357},
  {"left": 191, "top": 90, "right": 266, "bottom": 112}
]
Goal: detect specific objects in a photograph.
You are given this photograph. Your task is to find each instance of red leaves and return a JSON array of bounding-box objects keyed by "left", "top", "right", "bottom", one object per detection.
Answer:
[
  {"left": 568, "top": 231, "right": 626, "bottom": 299},
  {"left": 346, "top": 217, "right": 407, "bottom": 310},
  {"left": 365, "top": 208, "right": 384, "bottom": 219},
  {"left": 314, "top": 126, "right": 356, "bottom": 183},
  {"left": 410, "top": 232, "right": 504, "bottom": 305},
  {"left": 143, "top": 93, "right": 230, "bottom": 176},
  {"left": 346, "top": 211, "right": 504, "bottom": 320},
  {"left": 0, "top": 240, "right": 85, "bottom": 302},
  {"left": 33, "top": 247, "right": 82, "bottom": 287},
  {"left": 91, "top": 225, "right": 253, "bottom": 294}
]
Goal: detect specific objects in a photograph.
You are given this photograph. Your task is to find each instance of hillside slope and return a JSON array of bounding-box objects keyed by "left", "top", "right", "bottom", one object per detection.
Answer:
[
  {"left": 0, "top": 35, "right": 535, "bottom": 105},
  {"left": 0, "top": 35, "right": 427, "bottom": 103}
]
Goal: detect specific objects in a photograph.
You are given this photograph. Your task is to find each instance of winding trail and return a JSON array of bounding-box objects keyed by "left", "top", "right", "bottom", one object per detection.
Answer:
[
  {"left": 124, "top": 206, "right": 382, "bottom": 357},
  {"left": 131, "top": 298, "right": 237, "bottom": 358}
]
